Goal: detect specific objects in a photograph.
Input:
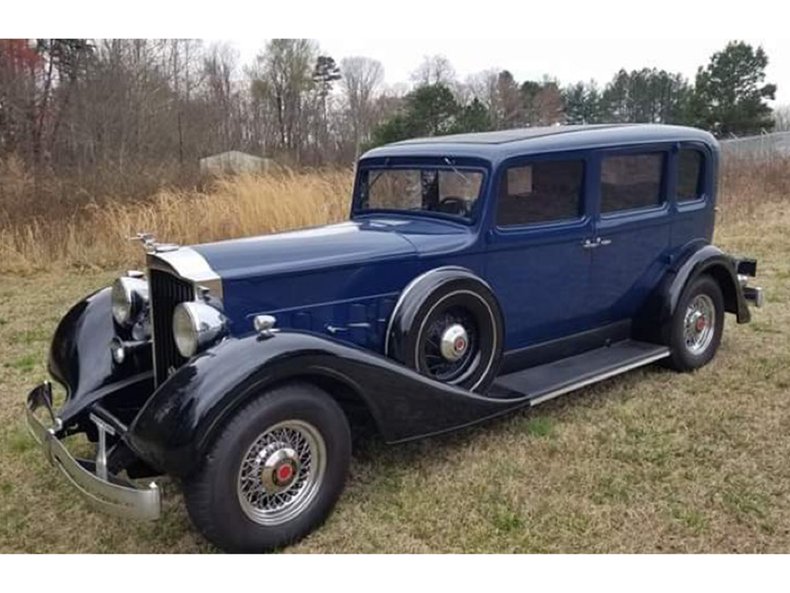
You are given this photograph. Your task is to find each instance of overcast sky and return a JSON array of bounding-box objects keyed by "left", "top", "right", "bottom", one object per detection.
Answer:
[{"left": 229, "top": 38, "right": 789, "bottom": 105}]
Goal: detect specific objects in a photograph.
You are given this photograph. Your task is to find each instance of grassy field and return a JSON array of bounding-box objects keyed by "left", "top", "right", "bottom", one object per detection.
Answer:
[{"left": 0, "top": 199, "right": 788, "bottom": 553}]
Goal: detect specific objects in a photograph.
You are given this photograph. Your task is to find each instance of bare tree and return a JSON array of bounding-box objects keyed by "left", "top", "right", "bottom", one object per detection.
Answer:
[
  {"left": 527, "top": 78, "right": 565, "bottom": 126},
  {"left": 411, "top": 54, "right": 455, "bottom": 87},
  {"left": 775, "top": 105, "right": 790, "bottom": 132},
  {"left": 251, "top": 39, "right": 317, "bottom": 163},
  {"left": 465, "top": 69, "right": 499, "bottom": 115},
  {"left": 340, "top": 56, "right": 384, "bottom": 160},
  {"left": 203, "top": 43, "right": 245, "bottom": 152}
]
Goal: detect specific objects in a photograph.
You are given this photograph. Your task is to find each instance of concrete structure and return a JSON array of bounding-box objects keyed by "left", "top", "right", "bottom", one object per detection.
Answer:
[{"left": 199, "top": 151, "right": 274, "bottom": 176}]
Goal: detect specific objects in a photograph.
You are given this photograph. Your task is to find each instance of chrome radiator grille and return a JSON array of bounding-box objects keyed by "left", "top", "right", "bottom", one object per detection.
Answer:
[{"left": 149, "top": 269, "right": 194, "bottom": 386}]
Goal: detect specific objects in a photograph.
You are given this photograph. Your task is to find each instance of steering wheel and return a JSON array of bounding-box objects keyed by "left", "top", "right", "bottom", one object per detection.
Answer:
[{"left": 436, "top": 196, "right": 471, "bottom": 216}]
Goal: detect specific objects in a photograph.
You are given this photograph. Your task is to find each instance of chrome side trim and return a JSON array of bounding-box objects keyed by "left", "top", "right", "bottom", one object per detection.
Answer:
[
  {"left": 147, "top": 247, "right": 223, "bottom": 300},
  {"left": 26, "top": 383, "right": 161, "bottom": 521},
  {"left": 528, "top": 348, "right": 670, "bottom": 407}
]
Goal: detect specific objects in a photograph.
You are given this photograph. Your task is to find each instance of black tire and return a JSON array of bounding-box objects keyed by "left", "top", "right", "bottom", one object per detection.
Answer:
[
  {"left": 399, "top": 278, "right": 504, "bottom": 392},
  {"left": 666, "top": 274, "right": 724, "bottom": 372},
  {"left": 183, "top": 382, "right": 351, "bottom": 553}
]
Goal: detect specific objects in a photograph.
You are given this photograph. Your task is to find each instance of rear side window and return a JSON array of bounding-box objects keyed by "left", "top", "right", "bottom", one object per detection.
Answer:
[
  {"left": 600, "top": 153, "right": 664, "bottom": 214},
  {"left": 677, "top": 149, "right": 704, "bottom": 202},
  {"left": 497, "top": 160, "right": 584, "bottom": 226}
]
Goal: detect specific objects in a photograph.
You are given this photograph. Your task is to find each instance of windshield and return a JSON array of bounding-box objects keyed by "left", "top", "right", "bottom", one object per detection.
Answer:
[{"left": 356, "top": 167, "right": 484, "bottom": 220}]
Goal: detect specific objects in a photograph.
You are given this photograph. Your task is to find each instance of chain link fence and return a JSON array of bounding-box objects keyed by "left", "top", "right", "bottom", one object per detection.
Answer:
[{"left": 720, "top": 131, "right": 790, "bottom": 162}]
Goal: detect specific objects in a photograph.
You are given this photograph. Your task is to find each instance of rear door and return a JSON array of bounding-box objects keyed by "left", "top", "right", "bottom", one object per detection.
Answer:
[
  {"left": 485, "top": 154, "right": 596, "bottom": 351},
  {"left": 588, "top": 147, "right": 673, "bottom": 325}
]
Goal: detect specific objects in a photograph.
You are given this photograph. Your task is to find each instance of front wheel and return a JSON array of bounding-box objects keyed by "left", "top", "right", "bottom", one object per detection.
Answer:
[
  {"left": 666, "top": 274, "right": 724, "bottom": 372},
  {"left": 183, "top": 382, "right": 351, "bottom": 552}
]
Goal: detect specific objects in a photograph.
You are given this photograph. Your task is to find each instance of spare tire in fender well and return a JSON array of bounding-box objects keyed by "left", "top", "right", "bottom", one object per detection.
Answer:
[{"left": 385, "top": 266, "right": 505, "bottom": 392}]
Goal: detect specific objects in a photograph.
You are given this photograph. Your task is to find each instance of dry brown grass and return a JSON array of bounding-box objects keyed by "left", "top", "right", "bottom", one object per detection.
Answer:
[
  {"left": 1, "top": 154, "right": 789, "bottom": 276},
  {"left": 0, "top": 169, "right": 352, "bottom": 274},
  {"left": 717, "top": 154, "right": 790, "bottom": 223}
]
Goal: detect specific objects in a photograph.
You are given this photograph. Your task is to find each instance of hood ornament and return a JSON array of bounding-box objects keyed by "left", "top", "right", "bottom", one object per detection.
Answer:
[{"left": 130, "top": 232, "right": 179, "bottom": 253}]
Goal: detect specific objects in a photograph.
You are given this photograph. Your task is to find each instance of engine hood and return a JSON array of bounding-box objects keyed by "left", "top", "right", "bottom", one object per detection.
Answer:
[
  {"left": 147, "top": 216, "right": 478, "bottom": 345},
  {"left": 188, "top": 217, "right": 474, "bottom": 281}
]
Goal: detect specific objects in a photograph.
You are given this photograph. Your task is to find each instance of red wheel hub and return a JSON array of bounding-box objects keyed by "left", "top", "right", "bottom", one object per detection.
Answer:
[
  {"left": 275, "top": 463, "right": 294, "bottom": 484},
  {"left": 695, "top": 316, "right": 707, "bottom": 332}
]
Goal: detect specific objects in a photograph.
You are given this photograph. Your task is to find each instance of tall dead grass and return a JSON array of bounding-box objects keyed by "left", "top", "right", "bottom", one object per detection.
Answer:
[
  {"left": 0, "top": 170, "right": 352, "bottom": 274},
  {"left": 718, "top": 153, "right": 790, "bottom": 223},
  {"left": 0, "top": 154, "right": 788, "bottom": 275}
]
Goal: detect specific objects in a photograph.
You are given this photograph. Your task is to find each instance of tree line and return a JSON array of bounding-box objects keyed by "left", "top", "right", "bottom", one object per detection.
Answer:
[
  {"left": 373, "top": 41, "right": 778, "bottom": 145},
  {"left": 0, "top": 38, "right": 780, "bottom": 182}
]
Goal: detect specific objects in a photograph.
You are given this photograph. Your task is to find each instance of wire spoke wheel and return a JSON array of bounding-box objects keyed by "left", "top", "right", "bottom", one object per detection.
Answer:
[
  {"left": 390, "top": 275, "right": 504, "bottom": 393},
  {"left": 237, "top": 420, "right": 326, "bottom": 526},
  {"left": 683, "top": 293, "right": 716, "bottom": 355}
]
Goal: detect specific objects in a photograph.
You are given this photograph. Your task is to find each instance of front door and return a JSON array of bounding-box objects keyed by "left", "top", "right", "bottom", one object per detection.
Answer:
[
  {"left": 484, "top": 155, "right": 596, "bottom": 351},
  {"left": 589, "top": 148, "right": 673, "bottom": 325}
]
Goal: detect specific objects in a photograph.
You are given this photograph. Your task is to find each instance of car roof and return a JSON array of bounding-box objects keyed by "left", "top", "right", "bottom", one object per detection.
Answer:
[{"left": 360, "top": 124, "right": 718, "bottom": 162}]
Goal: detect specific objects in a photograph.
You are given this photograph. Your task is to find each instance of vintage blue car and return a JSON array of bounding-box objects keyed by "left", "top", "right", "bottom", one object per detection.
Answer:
[{"left": 26, "top": 124, "right": 763, "bottom": 552}]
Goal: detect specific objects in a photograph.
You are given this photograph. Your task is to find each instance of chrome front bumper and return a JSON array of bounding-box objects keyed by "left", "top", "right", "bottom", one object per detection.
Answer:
[{"left": 25, "top": 382, "right": 161, "bottom": 521}]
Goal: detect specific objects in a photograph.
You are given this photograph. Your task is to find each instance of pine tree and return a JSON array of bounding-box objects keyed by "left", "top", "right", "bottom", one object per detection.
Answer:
[{"left": 690, "top": 41, "right": 776, "bottom": 137}]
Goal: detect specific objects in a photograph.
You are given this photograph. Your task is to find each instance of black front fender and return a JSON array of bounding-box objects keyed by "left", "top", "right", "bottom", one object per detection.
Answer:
[
  {"left": 49, "top": 287, "right": 153, "bottom": 428},
  {"left": 126, "top": 331, "right": 525, "bottom": 477}
]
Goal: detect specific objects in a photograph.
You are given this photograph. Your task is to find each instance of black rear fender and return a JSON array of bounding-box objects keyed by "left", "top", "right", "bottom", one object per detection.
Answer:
[{"left": 634, "top": 243, "right": 750, "bottom": 343}]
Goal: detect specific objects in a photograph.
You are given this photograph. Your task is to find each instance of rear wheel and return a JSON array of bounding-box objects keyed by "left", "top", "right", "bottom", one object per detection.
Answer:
[
  {"left": 183, "top": 382, "right": 351, "bottom": 552},
  {"left": 667, "top": 275, "right": 724, "bottom": 372}
]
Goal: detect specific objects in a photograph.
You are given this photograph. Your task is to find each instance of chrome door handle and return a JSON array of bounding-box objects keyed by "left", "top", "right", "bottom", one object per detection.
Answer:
[
  {"left": 581, "top": 238, "right": 599, "bottom": 249},
  {"left": 598, "top": 238, "right": 612, "bottom": 246}
]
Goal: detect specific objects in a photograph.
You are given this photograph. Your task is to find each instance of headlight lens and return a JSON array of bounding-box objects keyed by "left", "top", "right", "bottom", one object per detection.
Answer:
[
  {"left": 111, "top": 277, "right": 149, "bottom": 327},
  {"left": 173, "top": 301, "right": 227, "bottom": 358}
]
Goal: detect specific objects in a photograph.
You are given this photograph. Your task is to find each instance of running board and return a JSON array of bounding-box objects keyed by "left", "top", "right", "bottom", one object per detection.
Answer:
[{"left": 491, "top": 340, "right": 670, "bottom": 406}]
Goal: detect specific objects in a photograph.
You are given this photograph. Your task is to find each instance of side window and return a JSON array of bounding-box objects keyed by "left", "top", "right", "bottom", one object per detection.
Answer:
[
  {"left": 600, "top": 153, "right": 664, "bottom": 214},
  {"left": 496, "top": 160, "right": 584, "bottom": 226},
  {"left": 677, "top": 149, "right": 704, "bottom": 202}
]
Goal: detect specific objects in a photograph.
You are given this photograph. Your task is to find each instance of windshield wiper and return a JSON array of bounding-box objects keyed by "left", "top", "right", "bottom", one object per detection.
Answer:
[
  {"left": 367, "top": 170, "right": 386, "bottom": 193},
  {"left": 443, "top": 157, "right": 471, "bottom": 185},
  {"left": 364, "top": 158, "right": 391, "bottom": 196}
]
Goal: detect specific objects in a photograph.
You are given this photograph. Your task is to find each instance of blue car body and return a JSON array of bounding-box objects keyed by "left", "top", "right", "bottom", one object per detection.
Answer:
[{"left": 191, "top": 123, "right": 718, "bottom": 351}]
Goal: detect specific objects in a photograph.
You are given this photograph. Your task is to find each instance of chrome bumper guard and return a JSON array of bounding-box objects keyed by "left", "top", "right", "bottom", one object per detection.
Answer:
[
  {"left": 743, "top": 286, "right": 764, "bottom": 308},
  {"left": 25, "top": 382, "right": 161, "bottom": 521},
  {"left": 736, "top": 259, "right": 764, "bottom": 309}
]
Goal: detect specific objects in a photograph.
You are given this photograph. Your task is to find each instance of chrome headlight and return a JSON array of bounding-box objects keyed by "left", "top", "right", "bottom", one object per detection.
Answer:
[
  {"left": 173, "top": 301, "right": 228, "bottom": 358},
  {"left": 111, "top": 276, "right": 149, "bottom": 327}
]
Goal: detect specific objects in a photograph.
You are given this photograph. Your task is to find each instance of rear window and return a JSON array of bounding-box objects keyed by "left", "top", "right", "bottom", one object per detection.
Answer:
[
  {"left": 600, "top": 153, "right": 664, "bottom": 214},
  {"left": 497, "top": 160, "right": 584, "bottom": 226},
  {"left": 677, "top": 149, "right": 704, "bottom": 202}
]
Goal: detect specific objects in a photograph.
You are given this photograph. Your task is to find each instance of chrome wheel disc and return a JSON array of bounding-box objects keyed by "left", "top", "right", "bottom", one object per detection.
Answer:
[
  {"left": 237, "top": 420, "right": 326, "bottom": 526},
  {"left": 422, "top": 306, "right": 479, "bottom": 382},
  {"left": 684, "top": 294, "right": 716, "bottom": 355},
  {"left": 440, "top": 323, "right": 469, "bottom": 362}
]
